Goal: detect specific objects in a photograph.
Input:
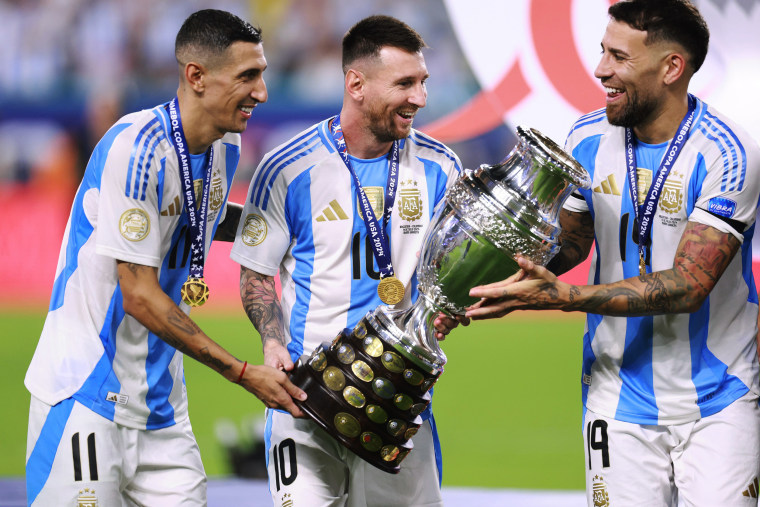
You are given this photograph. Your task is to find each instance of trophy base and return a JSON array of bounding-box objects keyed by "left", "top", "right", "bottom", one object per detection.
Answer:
[{"left": 288, "top": 314, "right": 441, "bottom": 473}]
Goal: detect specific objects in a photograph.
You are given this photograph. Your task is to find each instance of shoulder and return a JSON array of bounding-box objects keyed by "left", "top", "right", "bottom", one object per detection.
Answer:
[
  {"left": 690, "top": 99, "right": 760, "bottom": 163},
  {"left": 566, "top": 108, "right": 611, "bottom": 141},
  {"left": 105, "top": 106, "right": 172, "bottom": 155},
  {"left": 406, "top": 129, "right": 462, "bottom": 170},
  {"left": 247, "top": 120, "right": 335, "bottom": 207}
]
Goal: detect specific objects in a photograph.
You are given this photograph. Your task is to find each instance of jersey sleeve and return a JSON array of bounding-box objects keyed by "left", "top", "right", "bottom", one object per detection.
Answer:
[
  {"left": 691, "top": 136, "right": 760, "bottom": 242},
  {"left": 95, "top": 126, "right": 163, "bottom": 267},
  {"left": 562, "top": 132, "right": 591, "bottom": 213},
  {"left": 230, "top": 156, "right": 292, "bottom": 276}
]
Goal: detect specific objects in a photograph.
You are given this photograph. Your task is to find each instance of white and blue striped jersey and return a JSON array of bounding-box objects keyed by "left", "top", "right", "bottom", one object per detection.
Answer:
[
  {"left": 231, "top": 117, "right": 461, "bottom": 376},
  {"left": 564, "top": 97, "right": 760, "bottom": 425},
  {"left": 24, "top": 103, "right": 240, "bottom": 430}
]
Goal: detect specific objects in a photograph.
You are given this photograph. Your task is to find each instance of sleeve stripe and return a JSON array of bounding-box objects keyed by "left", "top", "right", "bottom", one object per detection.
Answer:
[
  {"left": 699, "top": 111, "right": 747, "bottom": 192},
  {"left": 125, "top": 118, "right": 164, "bottom": 201}
]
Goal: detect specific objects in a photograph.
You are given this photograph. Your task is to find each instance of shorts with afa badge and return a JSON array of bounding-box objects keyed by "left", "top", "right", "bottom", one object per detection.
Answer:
[{"left": 26, "top": 396, "right": 207, "bottom": 506}]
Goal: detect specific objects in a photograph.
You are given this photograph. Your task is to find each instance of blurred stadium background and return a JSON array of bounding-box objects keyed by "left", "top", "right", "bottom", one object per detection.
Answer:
[{"left": 2, "top": 0, "right": 758, "bottom": 504}]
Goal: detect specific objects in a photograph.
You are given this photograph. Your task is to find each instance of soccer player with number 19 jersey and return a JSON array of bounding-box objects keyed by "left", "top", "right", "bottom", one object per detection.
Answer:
[{"left": 467, "top": 1, "right": 760, "bottom": 505}]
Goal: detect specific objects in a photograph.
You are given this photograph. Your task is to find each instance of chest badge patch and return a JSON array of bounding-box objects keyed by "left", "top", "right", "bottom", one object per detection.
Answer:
[{"left": 398, "top": 179, "right": 422, "bottom": 222}]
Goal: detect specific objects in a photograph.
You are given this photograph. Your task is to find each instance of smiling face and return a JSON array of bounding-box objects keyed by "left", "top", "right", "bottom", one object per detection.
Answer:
[
  {"left": 360, "top": 46, "right": 428, "bottom": 143},
  {"left": 201, "top": 41, "right": 268, "bottom": 137},
  {"left": 594, "top": 20, "right": 670, "bottom": 130}
]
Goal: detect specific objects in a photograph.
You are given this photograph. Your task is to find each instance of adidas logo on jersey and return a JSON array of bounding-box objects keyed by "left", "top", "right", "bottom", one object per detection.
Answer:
[
  {"left": 743, "top": 477, "right": 759, "bottom": 498},
  {"left": 161, "top": 195, "right": 182, "bottom": 217},
  {"left": 593, "top": 175, "right": 621, "bottom": 196},
  {"left": 316, "top": 200, "right": 348, "bottom": 222}
]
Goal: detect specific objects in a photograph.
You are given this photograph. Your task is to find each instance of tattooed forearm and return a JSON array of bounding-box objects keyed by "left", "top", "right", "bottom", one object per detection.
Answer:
[
  {"left": 240, "top": 267, "right": 286, "bottom": 346},
  {"left": 198, "top": 346, "right": 232, "bottom": 374}
]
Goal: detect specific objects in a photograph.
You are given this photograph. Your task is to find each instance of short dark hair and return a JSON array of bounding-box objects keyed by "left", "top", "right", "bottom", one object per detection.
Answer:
[
  {"left": 175, "top": 9, "right": 262, "bottom": 67},
  {"left": 608, "top": 0, "right": 709, "bottom": 72},
  {"left": 342, "top": 15, "right": 427, "bottom": 73}
]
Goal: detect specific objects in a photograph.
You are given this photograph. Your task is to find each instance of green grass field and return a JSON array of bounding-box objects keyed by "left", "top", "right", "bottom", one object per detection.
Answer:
[{"left": 2, "top": 307, "right": 586, "bottom": 490}]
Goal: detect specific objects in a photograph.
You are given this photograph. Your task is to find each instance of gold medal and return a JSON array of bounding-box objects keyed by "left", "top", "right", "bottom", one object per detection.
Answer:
[
  {"left": 378, "top": 276, "right": 405, "bottom": 305},
  {"left": 639, "top": 254, "right": 646, "bottom": 276},
  {"left": 181, "top": 277, "right": 210, "bottom": 307}
]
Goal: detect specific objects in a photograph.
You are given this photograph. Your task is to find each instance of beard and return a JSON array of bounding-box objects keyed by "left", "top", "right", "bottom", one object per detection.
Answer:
[
  {"left": 364, "top": 103, "right": 413, "bottom": 143},
  {"left": 606, "top": 89, "right": 658, "bottom": 129}
]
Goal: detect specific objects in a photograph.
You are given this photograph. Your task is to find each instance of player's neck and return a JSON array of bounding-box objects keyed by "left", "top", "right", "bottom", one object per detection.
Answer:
[
  {"left": 176, "top": 95, "right": 220, "bottom": 155},
  {"left": 337, "top": 110, "right": 392, "bottom": 160},
  {"left": 633, "top": 95, "right": 690, "bottom": 145}
]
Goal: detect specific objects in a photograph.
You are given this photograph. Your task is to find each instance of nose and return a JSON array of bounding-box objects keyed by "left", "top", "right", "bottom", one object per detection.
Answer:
[
  {"left": 251, "top": 78, "right": 268, "bottom": 104},
  {"left": 594, "top": 54, "right": 612, "bottom": 81},
  {"left": 409, "top": 82, "right": 427, "bottom": 108}
]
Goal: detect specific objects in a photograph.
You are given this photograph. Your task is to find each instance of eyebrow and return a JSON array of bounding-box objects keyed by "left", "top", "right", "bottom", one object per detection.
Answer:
[{"left": 601, "top": 42, "right": 629, "bottom": 59}]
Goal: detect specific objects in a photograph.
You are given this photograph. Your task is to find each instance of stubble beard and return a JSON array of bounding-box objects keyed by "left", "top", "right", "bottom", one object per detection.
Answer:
[{"left": 606, "top": 89, "right": 658, "bottom": 130}]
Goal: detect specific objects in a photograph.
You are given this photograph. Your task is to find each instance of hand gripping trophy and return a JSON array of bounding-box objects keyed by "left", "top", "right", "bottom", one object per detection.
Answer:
[{"left": 289, "top": 126, "right": 591, "bottom": 472}]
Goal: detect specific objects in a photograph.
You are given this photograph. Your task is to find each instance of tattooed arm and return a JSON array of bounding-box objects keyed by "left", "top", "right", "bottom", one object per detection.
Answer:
[
  {"left": 545, "top": 209, "right": 595, "bottom": 276},
  {"left": 213, "top": 202, "right": 243, "bottom": 242},
  {"left": 117, "top": 260, "right": 305, "bottom": 415},
  {"left": 466, "top": 221, "right": 740, "bottom": 319},
  {"left": 240, "top": 266, "right": 294, "bottom": 371}
]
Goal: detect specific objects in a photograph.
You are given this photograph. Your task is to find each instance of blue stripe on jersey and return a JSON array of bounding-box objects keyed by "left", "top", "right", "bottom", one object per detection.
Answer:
[
  {"left": 571, "top": 135, "right": 602, "bottom": 184},
  {"left": 687, "top": 154, "right": 707, "bottom": 216},
  {"left": 698, "top": 112, "right": 747, "bottom": 192},
  {"left": 317, "top": 119, "right": 336, "bottom": 153},
  {"left": 139, "top": 128, "right": 165, "bottom": 201},
  {"left": 250, "top": 128, "right": 320, "bottom": 208},
  {"left": 25, "top": 398, "right": 76, "bottom": 505},
  {"left": 73, "top": 289, "right": 126, "bottom": 421},
  {"left": 285, "top": 171, "right": 315, "bottom": 361},
  {"left": 428, "top": 413, "right": 444, "bottom": 486},
  {"left": 566, "top": 108, "right": 606, "bottom": 138},
  {"left": 409, "top": 132, "right": 462, "bottom": 173},
  {"left": 614, "top": 316, "right": 658, "bottom": 422},
  {"left": 581, "top": 313, "right": 603, "bottom": 410},
  {"left": 145, "top": 330, "right": 178, "bottom": 429},
  {"left": 126, "top": 118, "right": 162, "bottom": 200},
  {"left": 689, "top": 301, "right": 751, "bottom": 417},
  {"left": 742, "top": 223, "right": 758, "bottom": 305},
  {"left": 50, "top": 123, "right": 132, "bottom": 311},
  {"left": 264, "top": 410, "right": 274, "bottom": 490}
]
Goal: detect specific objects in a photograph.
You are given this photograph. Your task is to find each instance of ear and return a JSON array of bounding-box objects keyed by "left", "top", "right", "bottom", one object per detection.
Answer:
[
  {"left": 345, "top": 69, "right": 365, "bottom": 101},
  {"left": 662, "top": 52, "right": 687, "bottom": 85},
  {"left": 184, "top": 62, "right": 206, "bottom": 92}
]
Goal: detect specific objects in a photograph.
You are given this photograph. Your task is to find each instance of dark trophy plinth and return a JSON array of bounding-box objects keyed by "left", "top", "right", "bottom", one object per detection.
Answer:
[{"left": 290, "top": 126, "right": 591, "bottom": 473}]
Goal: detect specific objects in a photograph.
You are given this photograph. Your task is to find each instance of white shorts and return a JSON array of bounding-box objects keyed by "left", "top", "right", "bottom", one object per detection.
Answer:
[
  {"left": 583, "top": 393, "right": 760, "bottom": 507},
  {"left": 26, "top": 396, "right": 206, "bottom": 506},
  {"left": 266, "top": 409, "right": 443, "bottom": 507}
]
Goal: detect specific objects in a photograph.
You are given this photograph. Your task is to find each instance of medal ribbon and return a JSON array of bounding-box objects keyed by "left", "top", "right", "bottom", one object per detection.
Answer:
[
  {"left": 168, "top": 97, "right": 214, "bottom": 280},
  {"left": 625, "top": 94, "right": 696, "bottom": 270},
  {"left": 330, "top": 115, "right": 399, "bottom": 279}
]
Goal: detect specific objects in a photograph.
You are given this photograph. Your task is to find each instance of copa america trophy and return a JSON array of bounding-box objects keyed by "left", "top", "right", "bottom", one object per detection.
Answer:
[{"left": 289, "top": 126, "right": 591, "bottom": 473}]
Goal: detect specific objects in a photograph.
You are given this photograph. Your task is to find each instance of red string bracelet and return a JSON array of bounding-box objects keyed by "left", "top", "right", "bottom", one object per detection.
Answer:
[{"left": 236, "top": 361, "right": 248, "bottom": 384}]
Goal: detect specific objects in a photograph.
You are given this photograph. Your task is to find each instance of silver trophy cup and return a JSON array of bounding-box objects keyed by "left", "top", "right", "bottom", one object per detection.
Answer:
[{"left": 289, "top": 126, "right": 591, "bottom": 473}]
